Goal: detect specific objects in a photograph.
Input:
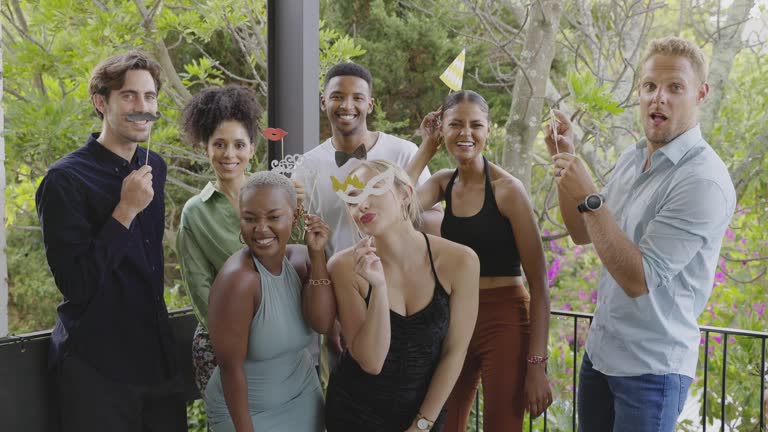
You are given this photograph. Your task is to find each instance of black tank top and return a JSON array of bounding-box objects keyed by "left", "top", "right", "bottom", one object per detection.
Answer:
[
  {"left": 325, "top": 233, "right": 450, "bottom": 432},
  {"left": 441, "top": 156, "right": 522, "bottom": 277}
]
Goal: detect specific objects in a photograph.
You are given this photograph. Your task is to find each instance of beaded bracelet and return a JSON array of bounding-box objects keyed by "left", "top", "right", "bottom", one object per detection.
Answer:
[
  {"left": 527, "top": 355, "right": 549, "bottom": 365},
  {"left": 309, "top": 278, "right": 331, "bottom": 286}
]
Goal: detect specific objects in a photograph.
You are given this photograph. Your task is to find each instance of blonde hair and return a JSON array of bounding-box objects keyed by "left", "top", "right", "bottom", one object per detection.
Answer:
[
  {"left": 352, "top": 159, "right": 423, "bottom": 230},
  {"left": 641, "top": 36, "right": 708, "bottom": 83}
]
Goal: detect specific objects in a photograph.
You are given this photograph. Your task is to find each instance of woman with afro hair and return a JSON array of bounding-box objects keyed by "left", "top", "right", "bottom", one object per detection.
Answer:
[{"left": 176, "top": 85, "right": 264, "bottom": 394}]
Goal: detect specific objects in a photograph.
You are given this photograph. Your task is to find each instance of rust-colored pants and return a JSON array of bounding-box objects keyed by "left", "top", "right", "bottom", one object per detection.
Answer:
[{"left": 444, "top": 285, "right": 531, "bottom": 432}]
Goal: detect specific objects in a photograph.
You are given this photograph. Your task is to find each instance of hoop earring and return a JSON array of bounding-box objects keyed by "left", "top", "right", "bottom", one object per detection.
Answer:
[
  {"left": 290, "top": 223, "right": 301, "bottom": 243},
  {"left": 239, "top": 232, "right": 245, "bottom": 244}
]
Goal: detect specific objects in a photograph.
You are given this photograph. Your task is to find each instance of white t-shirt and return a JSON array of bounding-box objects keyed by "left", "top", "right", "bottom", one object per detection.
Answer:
[{"left": 295, "top": 132, "right": 430, "bottom": 257}]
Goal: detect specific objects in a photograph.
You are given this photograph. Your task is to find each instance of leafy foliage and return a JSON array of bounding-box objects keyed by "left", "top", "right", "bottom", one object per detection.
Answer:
[{"left": 3, "top": 0, "right": 767, "bottom": 430}]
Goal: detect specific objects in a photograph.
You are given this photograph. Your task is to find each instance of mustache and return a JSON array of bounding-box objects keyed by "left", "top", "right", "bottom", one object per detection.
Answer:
[{"left": 126, "top": 112, "right": 161, "bottom": 122}]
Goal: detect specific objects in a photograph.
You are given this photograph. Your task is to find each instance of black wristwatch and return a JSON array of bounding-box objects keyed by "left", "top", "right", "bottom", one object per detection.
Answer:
[{"left": 577, "top": 193, "right": 605, "bottom": 213}]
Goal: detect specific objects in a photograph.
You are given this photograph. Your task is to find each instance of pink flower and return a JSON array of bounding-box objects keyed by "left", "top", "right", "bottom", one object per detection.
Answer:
[
  {"left": 725, "top": 228, "right": 735, "bottom": 241},
  {"left": 712, "top": 335, "right": 722, "bottom": 344},
  {"left": 753, "top": 303, "right": 765, "bottom": 317},
  {"left": 562, "top": 303, "right": 572, "bottom": 311},
  {"left": 714, "top": 272, "right": 725, "bottom": 286},
  {"left": 578, "top": 290, "right": 589, "bottom": 302},
  {"left": 547, "top": 257, "right": 562, "bottom": 287},
  {"left": 591, "top": 290, "right": 598, "bottom": 304}
]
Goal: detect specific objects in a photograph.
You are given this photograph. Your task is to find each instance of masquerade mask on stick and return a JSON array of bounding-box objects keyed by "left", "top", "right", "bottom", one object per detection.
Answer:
[
  {"left": 331, "top": 168, "right": 395, "bottom": 205},
  {"left": 127, "top": 111, "right": 161, "bottom": 165}
]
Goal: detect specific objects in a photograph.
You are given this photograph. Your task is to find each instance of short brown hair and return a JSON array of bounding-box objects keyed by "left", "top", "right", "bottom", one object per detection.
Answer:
[
  {"left": 641, "top": 36, "right": 708, "bottom": 83},
  {"left": 88, "top": 51, "right": 163, "bottom": 119}
]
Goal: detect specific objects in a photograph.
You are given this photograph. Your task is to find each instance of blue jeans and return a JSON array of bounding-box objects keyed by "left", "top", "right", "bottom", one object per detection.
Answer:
[{"left": 578, "top": 352, "right": 692, "bottom": 432}]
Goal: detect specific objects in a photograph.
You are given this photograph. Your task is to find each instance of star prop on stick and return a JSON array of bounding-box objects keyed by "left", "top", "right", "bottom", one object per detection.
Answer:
[
  {"left": 262, "top": 127, "right": 289, "bottom": 160},
  {"left": 126, "top": 111, "right": 161, "bottom": 165},
  {"left": 440, "top": 48, "right": 465, "bottom": 92}
]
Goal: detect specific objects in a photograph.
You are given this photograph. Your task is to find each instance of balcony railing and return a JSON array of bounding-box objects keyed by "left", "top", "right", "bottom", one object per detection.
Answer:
[
  {"left": 467, "top": 310, "right": 768, "bottom": 432},
  {"left": 1, "top": 308, "right": 765, "bottom": 431}
]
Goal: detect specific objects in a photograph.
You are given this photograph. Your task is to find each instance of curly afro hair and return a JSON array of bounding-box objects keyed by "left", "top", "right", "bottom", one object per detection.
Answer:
[{"left": 181, "top": 85, "right": 261, "bottom": 148}]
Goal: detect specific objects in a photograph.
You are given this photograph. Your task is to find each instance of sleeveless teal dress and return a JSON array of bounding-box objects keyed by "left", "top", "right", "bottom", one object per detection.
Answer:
[{"left": 205, "top": 255, "right": 324, "bottom": 431}]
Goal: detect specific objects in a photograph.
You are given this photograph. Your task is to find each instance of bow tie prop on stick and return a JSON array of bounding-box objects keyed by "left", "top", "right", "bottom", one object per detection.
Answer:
[
  {"left": 126, "top": 112, "right": 161, "bottom": 165},
  {"left": 334, "top": 143, "right": 367, "bottom": 167}
]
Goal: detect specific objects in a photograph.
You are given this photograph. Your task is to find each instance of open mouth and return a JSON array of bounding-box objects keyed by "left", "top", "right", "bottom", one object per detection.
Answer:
[
  {"left": 649, "top": 112, "right": 668, "bottom": 126},
  {"left": 336, "top": 113, "right": 358, "bottom": 121},
  {"left": 252, "top": 237, "right": 277, "bottom": 247},
  {"left": 456, "top": 141, "right": 475, "bottom": 148},
  {"left": 219, "top": 162, "right": 239, "bottom": 170}
]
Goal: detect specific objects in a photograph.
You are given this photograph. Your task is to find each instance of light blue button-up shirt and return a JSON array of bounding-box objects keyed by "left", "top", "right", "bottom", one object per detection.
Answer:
[{"left": 585, "top": 125, "right": 736, "bottom": 378}]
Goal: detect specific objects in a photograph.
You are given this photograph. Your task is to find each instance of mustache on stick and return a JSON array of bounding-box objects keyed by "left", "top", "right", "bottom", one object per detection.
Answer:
[{"left": 127, "top": 112, "right": 161, "bottom": 122}]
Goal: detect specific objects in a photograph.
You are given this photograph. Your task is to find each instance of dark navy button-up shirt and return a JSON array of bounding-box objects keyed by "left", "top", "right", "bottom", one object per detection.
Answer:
[{"left": 36, "top": 133, "right": 177, "bottom": 385}]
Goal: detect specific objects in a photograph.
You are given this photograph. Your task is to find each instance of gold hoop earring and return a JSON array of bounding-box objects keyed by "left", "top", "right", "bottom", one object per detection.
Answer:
[{"left": 290, "top": 223, "right": 301, "bottom": 243}]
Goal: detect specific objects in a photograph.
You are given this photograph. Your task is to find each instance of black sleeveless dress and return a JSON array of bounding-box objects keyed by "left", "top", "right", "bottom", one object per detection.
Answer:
[{"left": 325, "top": 233, "right": 450, "bottom": 431}]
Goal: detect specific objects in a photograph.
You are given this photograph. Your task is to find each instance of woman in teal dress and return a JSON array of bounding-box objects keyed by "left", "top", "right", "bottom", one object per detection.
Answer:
[{"left": 205, "top": 172, "right": 336, "bottom": 432}]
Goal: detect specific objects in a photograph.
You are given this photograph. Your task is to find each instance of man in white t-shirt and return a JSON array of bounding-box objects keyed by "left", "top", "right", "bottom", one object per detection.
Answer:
[
  {"left": 296, "top": 62, "right": 441, "bottom": 381},
  {"left": 298, "top": 62, "right": 439, "bottom": 257}
]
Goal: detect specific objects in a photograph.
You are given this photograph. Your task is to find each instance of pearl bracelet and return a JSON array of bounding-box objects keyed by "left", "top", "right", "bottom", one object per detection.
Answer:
[
  {"left": 527, "top": 355, "right": 549, "bottom": 365},
  {"left": 309, "top": 278, "right": 331, "bottom": 286}
]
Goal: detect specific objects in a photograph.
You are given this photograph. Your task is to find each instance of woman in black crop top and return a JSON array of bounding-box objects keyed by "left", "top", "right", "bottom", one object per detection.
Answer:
[
  {"left": 407, "top": 90, "right": 553, "bottom": 431},
  {"left": 324, "top": 160, "right": 479, "bottom": 431}
]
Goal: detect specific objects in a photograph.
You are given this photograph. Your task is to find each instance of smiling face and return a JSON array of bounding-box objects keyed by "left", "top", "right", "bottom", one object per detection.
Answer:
[
  {"left": 239, "top": 186, "right": 296, "bottom": 260},
  {"left": 639, "top": 54, "right": 708, "bottom": 149},
  {"left": 94, "top": 69, "right": 158, "bottom": 145},
  {"left": 321, "top": 75, "right": 374, "bottom": 137},
  {"left": 206, "top": 120, "right": 254, "bottom": 183},
  {"left": 441, "top": 101, "right": 490, "bottom": 163}
]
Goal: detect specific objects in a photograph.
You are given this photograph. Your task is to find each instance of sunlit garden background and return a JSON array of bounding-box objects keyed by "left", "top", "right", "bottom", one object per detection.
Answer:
[{"left": 3, "top": 0, "right": 767, "bottom": 430}]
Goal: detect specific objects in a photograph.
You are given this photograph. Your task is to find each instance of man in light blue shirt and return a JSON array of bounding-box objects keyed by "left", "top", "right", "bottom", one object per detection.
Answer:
[{"left": 546, "top": 36, "right": 736, "bottom": 431}]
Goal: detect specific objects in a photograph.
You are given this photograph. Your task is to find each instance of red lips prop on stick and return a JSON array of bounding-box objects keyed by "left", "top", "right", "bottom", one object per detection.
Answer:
[{"left": 262, "top": 128, "right": 289, "bottom": 161}]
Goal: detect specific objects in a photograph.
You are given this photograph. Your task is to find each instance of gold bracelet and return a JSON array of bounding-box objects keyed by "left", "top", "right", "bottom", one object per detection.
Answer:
[{"left": 309, "top": 278, "right": 331, "bottom": 285}]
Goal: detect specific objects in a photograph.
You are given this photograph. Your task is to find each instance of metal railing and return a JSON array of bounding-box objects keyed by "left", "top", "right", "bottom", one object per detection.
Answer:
[
  {"left": 468, "top": 310, "right": 768, "bottom": 432},
  {"left": 2, "top": 308, "right": 765, "bottom": 431}
]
